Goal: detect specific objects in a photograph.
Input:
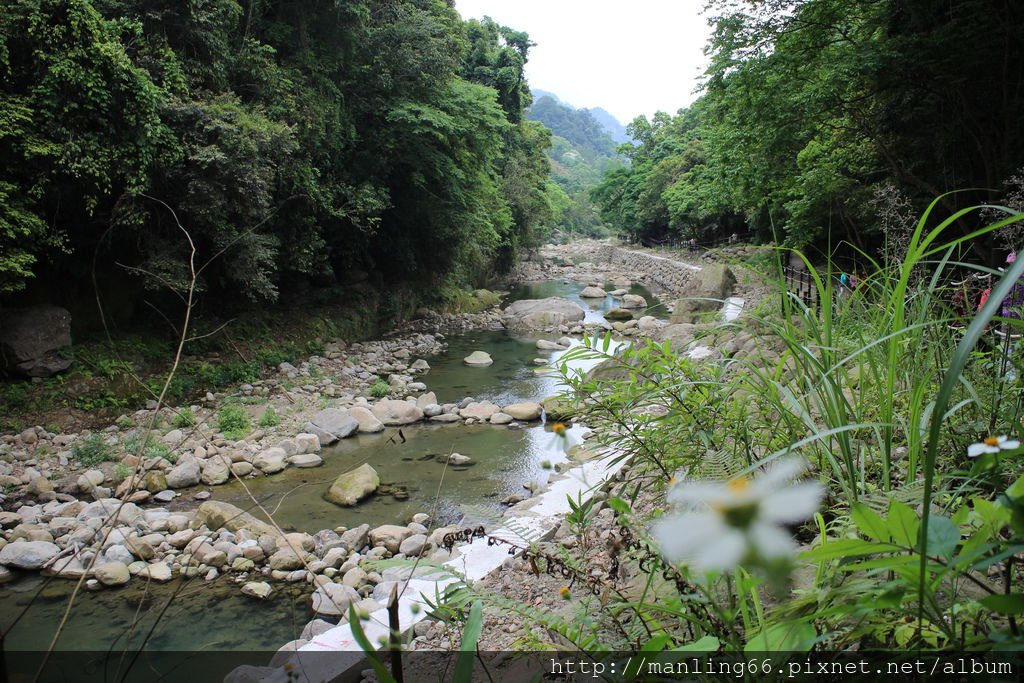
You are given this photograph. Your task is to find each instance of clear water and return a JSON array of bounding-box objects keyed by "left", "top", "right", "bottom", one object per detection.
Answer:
[{"left": 0, "top": 279, "right": 662, "bottom": 659}]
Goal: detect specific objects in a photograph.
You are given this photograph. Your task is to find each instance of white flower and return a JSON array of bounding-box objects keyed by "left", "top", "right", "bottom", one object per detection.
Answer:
[
  {"left": 652, "top": 457, "right": 824, "bottom": 573},
  {"left": 967, "top": 435, "right": 1020, "bottom": 457}
]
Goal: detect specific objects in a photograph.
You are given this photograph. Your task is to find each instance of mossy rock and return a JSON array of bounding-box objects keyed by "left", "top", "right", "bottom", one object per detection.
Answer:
[{"left": 541, "top": 396, "right": 577, "bottom": 422}]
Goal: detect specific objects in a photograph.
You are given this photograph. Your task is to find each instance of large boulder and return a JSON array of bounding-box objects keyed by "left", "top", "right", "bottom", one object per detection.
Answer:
[
  {"left": 620, "top": 294, "right": 648, "bottom": 309},
  {"left": 200, "top": 456, "right": 231, "bottom": 485},
  {"left": 651, "top": 323, "right": 701, "bottom": 351},
  {"left": 0, "top": 540, "right": 60, "bottom": 569},
  {"left": 348, "top": 406, "right": 384, "bottom": 433},
  {"left": 165, "top": 454, "right": 201, "bottom": 489},
  {"left": 604, "top": 308, "right": 634, "bottom": 321},
  {"left": 502, "top": 297, "right": 586, "bottom": 332},
  {"left": 670, "top": 264, "right": 736, "bottom": 324},
  {"left": 311, "top": 583, "right": 360, "bottom": 617},
  {"left": 458, "top": 401, "right": 500, "bottom": 421},
  {"left": 0, "top": 306, "right": 73, "bottom": 377},
  {"left": 369, "top": 525, "right": 412, "bottom": 554},
  {"left": 305, "top": 409, "right": 359, "bottom": 446},
  {"left": 371, "top": 400, "right": 423, "bottom": 426},
  {"left": 462, "top": 351, "right": 493, "bottom": 367},
  {"left": 325, "top": 464, "right": 380, "bottom": 506},
  {"left": 501, "top": 402, "right": 542, "bottom": 421},
  {"left": 191, "top": 501, "right": 279, "bottom": 538},
  {"left": 579, "top": 286, "right": 606, "bottom": 298}
]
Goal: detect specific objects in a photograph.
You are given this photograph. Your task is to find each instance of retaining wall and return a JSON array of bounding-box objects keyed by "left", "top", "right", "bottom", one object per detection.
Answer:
[{"left": 598, "top": 245, "right": 701, "bottom": 297}]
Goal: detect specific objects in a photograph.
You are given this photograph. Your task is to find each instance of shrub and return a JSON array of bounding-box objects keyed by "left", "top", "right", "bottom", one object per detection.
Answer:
[
  {"left": 73, "top": 433, "right": 113, "bottom": 467},
  {"left": 173, "top": 407, "right": 196, "bottom": 428},
  {"left": 370, "top": 379, "right": 390, "bottom": 398},
  {"left": 217, "top": 405, "right": 251, "bottom": 439},
  {"left": 258, "top": 405, "right": 280, "bottom": 427}
]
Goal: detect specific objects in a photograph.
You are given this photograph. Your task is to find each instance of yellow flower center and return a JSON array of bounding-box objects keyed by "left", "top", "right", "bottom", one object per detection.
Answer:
[
  {"left": 714, "top": 477, "right": 758, "bottom": 528},
  {"left": 559, "top": 586, "right": 571, "bottom": 599},
  {"left": 985, "top": 436, "right": 1000, "bottom": 446},
  {"left": 552, "top": 422, "right": 567, "bottom": 435},
  {"left": 726, "top": 477, "right": 751, "bottom": 494}
]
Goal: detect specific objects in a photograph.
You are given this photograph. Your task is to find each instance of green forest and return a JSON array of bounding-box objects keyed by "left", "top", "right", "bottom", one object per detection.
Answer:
[
  {"left": 592, "top": 0, "right": 1024, "bottom": 253},
  {"left": 0, "top": 0, "right": 558, "bottom": 318}
]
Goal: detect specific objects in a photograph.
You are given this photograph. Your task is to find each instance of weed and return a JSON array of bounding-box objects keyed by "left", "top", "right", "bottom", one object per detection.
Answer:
[
  {"left": 217, "top": 405, "right": 251, "bottom": 439},
  {"left": 173, "top": 407, "right": 196, "bottom": 428},
  {"left": 370, "top": 379, "right": 390, "bottom": 398},
  {"left": 258, "top": 405, "right": 280, "bottom": 428},
  {"left": 72, "top": 434, "right": 114, "bottom": 467}
]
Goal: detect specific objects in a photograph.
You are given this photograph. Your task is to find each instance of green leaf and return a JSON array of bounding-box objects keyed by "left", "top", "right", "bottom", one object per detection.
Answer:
[
  {"left": 800, "top": 538, "right": 899, "bottom": 561},
  {"left": 745, "top": 621, "right": 815, "bottom": 652},
  {"left": 606, "top": 497, "right": 630, "bottom": 514},
  {"left": 1007, "top": 473, "right": 1024, "bottom": 500},
  {"left": 454, "top": 600, "right": 483, "bottom": 682},
  {"left": 672, "top": 635, "right": 720, "bottom": 652},
  {"left": 641, "top": 634, "right": 674, "bottom": 652},
  {"left": 852, "top": 503, "right": 890, "bottom": 542},
  {"left": 980, "top": 594, "right": 1024, "bottom": 615},
  {"left": 922, "top": 515, "right": 960, "bottom": 560},
  {"left": 888, "top": 499, "right": 919, "bottom": 547},
  {"left": 348, "top": 605, "right": 397, "bottom": 683}
]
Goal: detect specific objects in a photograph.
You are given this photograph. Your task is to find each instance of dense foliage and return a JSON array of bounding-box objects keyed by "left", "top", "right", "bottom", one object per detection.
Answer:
[
  {"left": 0, "top": 0, "right": 553, "bottom": 311},
  {"left": 592, "top": 0, "right": 1024, "bottom": 250},
  {"left": 527, "top": 94, "right": 625, "bottom": 236}
]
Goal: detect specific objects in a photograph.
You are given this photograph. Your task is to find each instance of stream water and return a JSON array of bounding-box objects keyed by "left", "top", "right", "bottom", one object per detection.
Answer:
[{"left": 0, "top": 279, "right": 666, "bottom": 677}]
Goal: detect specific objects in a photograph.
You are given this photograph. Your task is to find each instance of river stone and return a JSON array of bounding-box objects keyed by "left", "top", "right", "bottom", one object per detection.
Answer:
[
  {"left": 503, "top": 297, "right": 586, "bottom": 331},
  {"left": 579, "top": 286, "right": 606, "bottom": 298},
  {"left": 341, "top": 524, "right": 370, "bottom": 552},
  {"left": 370, "top": 400, "right": 423, "bottom": 426},
  {"left": 230, "top": 462, "right": 254, "bottom": 478},
  {"left": 0, "top": 306, "right": 73, "bottom": 377},
  {"left": 288, "top": 453, "right": 323, "bottom": 468},
  {"left": 295, "top": 433, "right": 321, "bottom": 453},
  {"left": 166, "top": 454, "right": 201, "bottom": 488},
  {"left": 458, "top": 401, "right": 500, "bottom": 420},
  {"left": 307, "top": 408, "right": 359, "bottom": 441},
  {"left": 670, "top": 263, "right": 736, "bottom": 324},
  {"left": 200, "top": 456, "right": 231, "bottom": 485},
  {"left": 191, "top": 501, "right": 279, "bottom": 538},
  {"left": 241, "top": 581, "right": 273, "bottom": 600},
  {"left": 342, "top": 566, "right": 367, "bottom": 588},
  {"left": 0, "top": 566, "right": 15, "bottom": 584},
  {"left": 253, "top": 447, "right": 287, "bottom": 474},
  {"left": 311, "top": 583, "right": 360, "bottom": 617},
  {"left": 438, "top": 453, "right": 473, "bottom": 466},
  {"left": 415, "top": 392, "right": 437, "bottom": 410},
  {"left": 541, "top": 396, "right": 577, "bottom": 421},
  {"left": 268, "top": 548, "right": 304, "bottom": 571},
  {"left": 651, "top": 323, "right": 700, "bottom": 351},
  {"left": 77, "top": 469, "right": 105, "bottom": 494},
  {"left": 502, "top": 402, "right": 542, "bottom": 421},
  {"left": 141, "top": 562, "right": 173, "bottom": 582},
  {"left": 369, "top": 525, "right": 412, "bottom": 554},
  {"left": 410, "top": 359, "right": 430, "bottom": 372},
  {"left": 536, "top": 339, "right": 567, "bottom": 351},
  {"left": 489, "top": 412, "right": 513, "bottom": 425},
  {"left": 430, "top": 413, "right": 461, "bottom": 423},
  {"left": 604, "top": 308, "right": 634, "bottom": 321},
  {"left": 0, "top": 541, "right": 59, "bottom": 569},
  {"left": 398, "top": 534, "right": 428, "bottom": 557},
  {"left": 325, "top": 464, "right": 379, "bottom": 506},
  {"left": 462, "top": 351, "right": 493, "bottom": 367},
  {"left": 609, "top": 288, "right": 628, "bottom": 297},
  {"left": 620, "top": 294, "right": 648, "bottom": 308},
  {"left": 348, "top": 406, "right": 384, "bottom": 433},
  {"left": 301, "top": 619, "right": 335, "bottom": 641},
  {"left": 95, "top": 562, "right": 130, "bottom": 586}
]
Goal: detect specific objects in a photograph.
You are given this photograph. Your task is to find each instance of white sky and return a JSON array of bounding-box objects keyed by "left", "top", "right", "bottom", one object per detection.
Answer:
[{"left": 455, "top": 0, "right": 712, "bottom": 125}]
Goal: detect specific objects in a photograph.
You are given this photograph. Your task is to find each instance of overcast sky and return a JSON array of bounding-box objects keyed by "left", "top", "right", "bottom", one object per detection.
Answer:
[{"left": 455, "top": 0, "right": 712, "bottom": 125}]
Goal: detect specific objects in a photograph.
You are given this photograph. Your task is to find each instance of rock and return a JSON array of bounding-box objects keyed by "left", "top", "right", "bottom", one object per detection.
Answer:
[
  {"left": 288, "top": 453, "right": 323, "bottom": 468},
  {"left": 670, "top": 263, "right": 736, "bottom": 323},
  {"left": 502, "top": 402, "right": 542, "bottom": 421},
  {"left": 651, "top": 323, "right": 700, "bottom": 351},
  {"left": 609, "top": 288, "right": 628, "bottom": 296},
  {"left": 541, "top": 396, "right": 576, "bottom": 421},
  {"left": 415, "top": 392, "right": 438, "bottom": 410},
  {"left": 253, "top": 447, "right": 287, "bottom": 474},
  {"left": 295, "top": 433, "right": 321, "bottom": 453},
  {"left": 458, "top": 401, "right": 500, "bottom": 420},
  {"left": 0, "top": 566, "right": 15, "bottom": 584},
  {"left": 438, "top": 453, "right": 473, "bottom": 466},
  {"left": 536, "top": 339, "right": 567, "bottom": 351},
  {"left": 77, "top": 470, "right": 105, "bottom": 494},
  {"left": 463, "top": 350, "right": 493, "bottom": 367},
  {"left": 342, "top": 566, "right": 367, "bottom": 588},
  {"left": 410, "top": 359, "right": 430, "bottom": 372},
  {"left": 341, "top": 524, "right": 370, "bottom": 551},
  {"left": 311, "top": 583, "right": 360, "bottom": 616},
  {"left": 301, "top": 619, "right": 335, "bottom": 641},
  {"left": 152, "top": 490, "right": 175, "bottom": 503},
  {"left": 0, "top": 541, "right": 59, "bottom": 569},
  {"left": 140, "top": 562, "right": 172, "bottom": 582},
  {"left": 224, "top": 665, "right": 278, "bottom": 683},
  {"left": 636, "top": 315, "right": 661, "bottom": 332},
  {"left": 604, "top": 308, "right": 634, "bottom": 321},
  {"left": 163, "top": 429, "right": 183, "bottom": 445},
  {"left": 94, "top": 562, "right": 131, "bottom": 586},
  {"left": 0, "top": 306, "right": 73, "bottom": 377},
  {"left": 369, "top": 525, "right": 412, "bottom": 554},
  {"left": 398, "top": 534, "right": 428, "bottom": 557},
  {"left": 144, "top": 471, "right": 168, "bottom": 493},
  {"left": 325, "top": 464, "right": 379, "bottom": 506},
  {"left": 200, "top": 456, "right": 231, "bottom": 485},
  {"left": 620, "top": 294, "right": 648, "bottom": 308},
  {"left": 191, "top": 501, "right": 279, "bottom": 538},
  {"left": 348, "top": 406, "right": 384, "bottom": 433},
  {"left": 429, "top": 413, "right": 461, "bottom": 423},
  {"left": 489, "top": 412, "right": 513, "bottom": 425},
  {"left": 502, "top": 297, "right": 586, "bottom": 332},
  {"left": 579, "top": 286, "right": 607, "bottom": 298},
  {"left": 166, "top": 454, "right": 201, "bottom": 488},
  {"left": 307, "top": 408, "right": 359, "bottom": 442},
  {"left": 370, "top": 400, "right": 424, "bottom": 426},
  {"left": 269, "top": 549, "right": 304, "bottom": 571},
  {"left": 241, "top": 581, "right": 273, "bottom": 600}
]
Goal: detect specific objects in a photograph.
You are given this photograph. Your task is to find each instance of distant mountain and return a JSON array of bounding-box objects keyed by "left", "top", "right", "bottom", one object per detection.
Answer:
[
  {"left": 530, "top": 89, "right": 630, "bottom": 144},
  {"left": 528, "top": 96, "right": 617, "bottom": 160},
  {"left": 585, "top": 107, "right": 630, "bottom": 144}
]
